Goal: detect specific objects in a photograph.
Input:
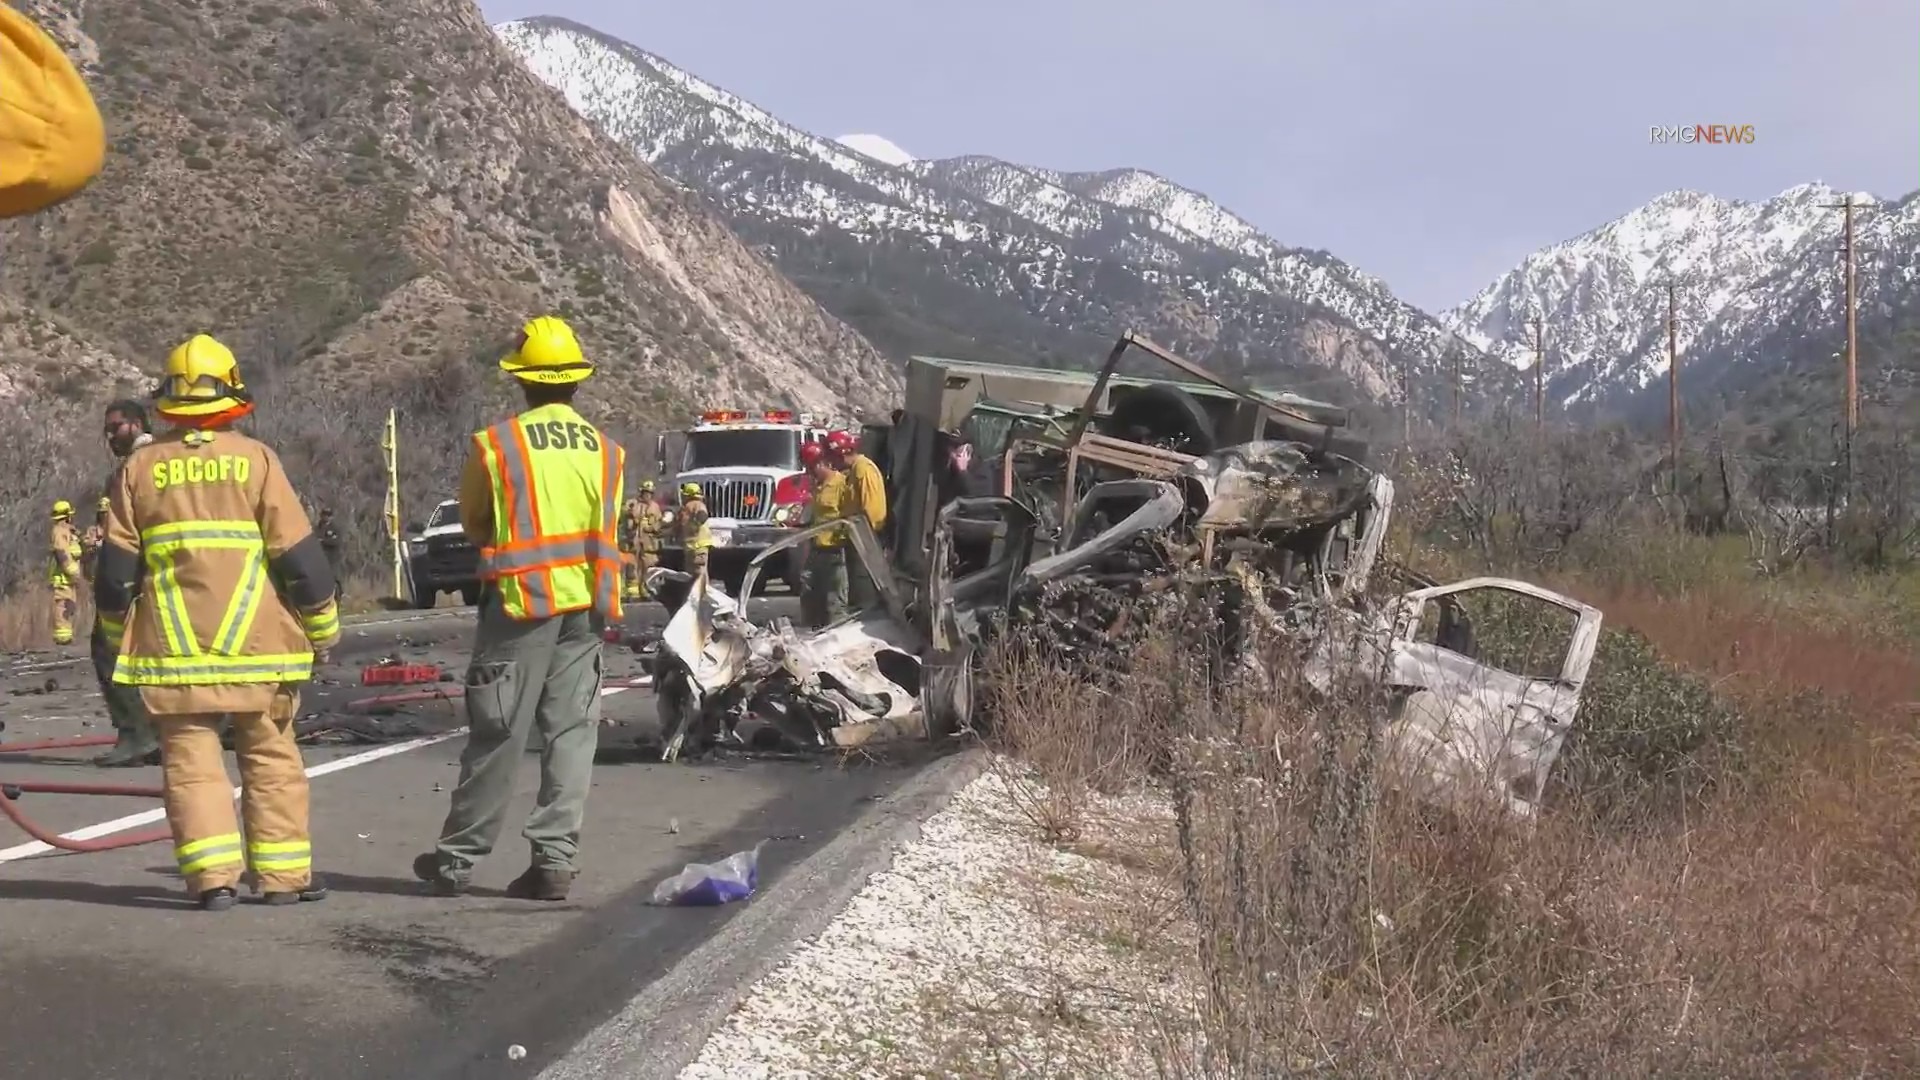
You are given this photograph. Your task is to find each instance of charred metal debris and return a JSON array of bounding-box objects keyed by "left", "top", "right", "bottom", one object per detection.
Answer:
[{"left": 647, "top": 332, "right": 1605, "bottom": 815}]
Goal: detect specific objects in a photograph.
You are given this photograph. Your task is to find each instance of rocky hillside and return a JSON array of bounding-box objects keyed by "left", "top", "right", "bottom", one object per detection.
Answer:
[
  {"left": 495, "top": 14, "right": 1515, "bottom": 416},
  {"left": 1446, "top": 182, "right": 1920, "bottom": 418},
  {"left": 0, "top": 0, "right": 897, "bottom": 422}
]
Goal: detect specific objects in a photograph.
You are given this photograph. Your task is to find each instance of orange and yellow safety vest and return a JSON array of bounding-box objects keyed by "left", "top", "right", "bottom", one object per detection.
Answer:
[{"left": 469, "top": 403, "right": 625, "bottom": 621}]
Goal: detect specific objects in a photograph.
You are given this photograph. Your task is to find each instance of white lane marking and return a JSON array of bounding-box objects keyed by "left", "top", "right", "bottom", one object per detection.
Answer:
[{"left": 0, "top": 685, "right": 634, "bottom": 863}]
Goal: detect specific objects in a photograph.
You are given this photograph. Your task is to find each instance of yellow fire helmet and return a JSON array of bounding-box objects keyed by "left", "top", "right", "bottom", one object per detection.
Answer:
[
  {"left": 51, "top": 498, "right": 72, "bottom": 518},
  {"left": 0, "top": 6, "right": 106, "bottom": 219},
  {"left": 499, "top": 315, "right": 593, "bottom": 385},
  {"left": 155, "top": 333, "right": 250, "bottom": 418},
  {"left": 639, "top": 479, "right": 655, "bottom": 492},
  {"left": 96, "top": 496, "right": 110, "bottom": 513},
  {"left": 679, "top": 482, "right": 701, "bottom": 500}
]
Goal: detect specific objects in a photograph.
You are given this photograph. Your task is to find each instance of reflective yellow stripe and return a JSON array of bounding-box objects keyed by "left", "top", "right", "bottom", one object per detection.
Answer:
[
  {"left": 113, "top": 652, "right": 313, "bottom": 685},
  {"left": 301, "top": 607, "right": 339, "bottom": 641},
  {"left": 135, "top": 520, "right": 267, "bottom": 660},
  {"left": 248, "top": 839, "right": 312, "bottom": 872},
  {"left": 98, "top": 615, "right": 125, "bottom": 640},
  {"left": 144, "top": 547, "right": 199, "bottom": 657},
  {"left": 177, "top": 832, "right": 245, "bottom": 876},
  {"left": 211, "top": 550, "right": 266, "bottom": 656}
]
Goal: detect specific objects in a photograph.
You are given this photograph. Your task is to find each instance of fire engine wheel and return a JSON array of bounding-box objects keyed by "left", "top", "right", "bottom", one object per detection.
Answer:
[{"left": 460, "top": 584, "right": 481, "bottom": 607}]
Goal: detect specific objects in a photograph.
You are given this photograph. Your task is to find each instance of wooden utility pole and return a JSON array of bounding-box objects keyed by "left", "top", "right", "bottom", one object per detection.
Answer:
[
  {"left": 1529, "top": 316, "right": 1546, "bottom": 430},
  {"left": 1666, "top": 281, "right": 1681, "bottom": 495}
]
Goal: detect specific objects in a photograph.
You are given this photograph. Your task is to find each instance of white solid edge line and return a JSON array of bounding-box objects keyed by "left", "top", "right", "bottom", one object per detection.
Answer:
[{"left": 0, "top": 685, "right": 634, "bottom": 863}]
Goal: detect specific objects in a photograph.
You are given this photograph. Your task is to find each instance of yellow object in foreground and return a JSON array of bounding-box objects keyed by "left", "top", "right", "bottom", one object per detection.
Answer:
[{"left": 0, "top": 4, "right": 105, "bottom": 218}]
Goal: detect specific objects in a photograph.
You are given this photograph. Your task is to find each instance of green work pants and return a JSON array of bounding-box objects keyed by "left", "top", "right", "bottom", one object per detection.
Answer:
[
  {"left": 433, "top": 599, "right": 604, "bottom": 875},
  {"left": 91, "top": 621, "right": 154, "bottom": 744},
  {"left": 803, "top": 545, "right": 849, "bottom": 628},
  {"left": 847, "top": 551, "right": 881, "bottom": 614}
]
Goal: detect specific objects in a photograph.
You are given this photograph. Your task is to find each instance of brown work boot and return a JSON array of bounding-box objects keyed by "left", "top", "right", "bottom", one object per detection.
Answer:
[{"left": 505, "top": 865, "right": 574, "bottom": 901}]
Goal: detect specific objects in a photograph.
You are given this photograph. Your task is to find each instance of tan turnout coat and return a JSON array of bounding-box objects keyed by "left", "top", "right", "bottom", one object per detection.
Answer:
[{"left": 95, "top": 426, "right": 341, "bottom": 715}]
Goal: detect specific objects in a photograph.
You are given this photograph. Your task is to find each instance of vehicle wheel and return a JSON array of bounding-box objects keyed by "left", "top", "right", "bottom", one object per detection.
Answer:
[
  {"left": 408, "top": 576, "right": 437, "bottom": 610},
  {"left": 460, "top": 584, "right": 481, "bottom": 607},
  {"left": 1102, "top": 384, "right": 1217, "bottom": 455}
]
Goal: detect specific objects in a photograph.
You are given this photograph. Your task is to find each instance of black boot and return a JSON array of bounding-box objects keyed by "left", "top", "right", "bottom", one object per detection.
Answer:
[
  {"left": 413, "top": 851, "right": 468, "bottom": 896},
  {"left": 91, "top": 732, "right": 160, "bottom": 768},
  {"left": 262, "top": 874, "right": 329, "bottom": 905},
  {"left": 198, "top": 886, "right": 238, "bottom": 912}
]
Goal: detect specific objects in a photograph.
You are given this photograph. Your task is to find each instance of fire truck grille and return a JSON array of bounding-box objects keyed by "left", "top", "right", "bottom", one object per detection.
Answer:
[{"left": 699, "top": 478, "right": 773, "bottom": 521}]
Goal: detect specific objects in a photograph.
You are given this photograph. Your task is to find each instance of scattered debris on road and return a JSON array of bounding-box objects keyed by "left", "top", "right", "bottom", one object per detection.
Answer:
[{"left": 650, "top": 841, "right": 763, "bottom": 906}]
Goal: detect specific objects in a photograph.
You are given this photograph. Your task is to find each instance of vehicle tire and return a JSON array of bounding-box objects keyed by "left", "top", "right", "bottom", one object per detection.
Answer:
[
  {"left": 460, "top": 584, "right": 481, "bottom": 607},
  {"left": 407, "top": 573, "right": 437, "bottom": 610},
  {"left": 1102, "top": 384, "right": 1217, "bottom": 455}
]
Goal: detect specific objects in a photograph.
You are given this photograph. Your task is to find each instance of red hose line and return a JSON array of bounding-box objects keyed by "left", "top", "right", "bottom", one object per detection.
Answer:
[
  {"left": 0, "top": 734, "right": 120, "bottom": 754},
  {"left": 346, "top": 687, "right": 465, "bottom": 710},
  {"left": 4, "top": 780, "right": 165, "bottom": 798},
  {"left": 0, "top": 787, "right": 171, "bottom": 852}
]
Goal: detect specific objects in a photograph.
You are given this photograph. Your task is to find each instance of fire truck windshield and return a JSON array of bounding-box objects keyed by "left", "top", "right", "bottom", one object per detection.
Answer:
[{"left": 682, "top": 428, "right": 800, "bottom": 471}]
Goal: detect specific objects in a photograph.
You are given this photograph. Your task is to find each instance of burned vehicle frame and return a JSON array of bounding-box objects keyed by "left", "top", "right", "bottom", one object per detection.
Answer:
[{"left": 645, "top": 330, "right": 1607, "bottom": 818}]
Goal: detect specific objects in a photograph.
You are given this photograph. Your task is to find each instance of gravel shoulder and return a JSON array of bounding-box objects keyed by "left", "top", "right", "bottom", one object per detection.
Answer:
[{"left": 672, "top": 762, "right": 1203, "bottom": 1079}]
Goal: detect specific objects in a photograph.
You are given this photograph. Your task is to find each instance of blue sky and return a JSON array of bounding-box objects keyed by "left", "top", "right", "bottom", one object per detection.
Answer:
[{"left": 477, "top": 0, "right": 1918, "bottom": 313}]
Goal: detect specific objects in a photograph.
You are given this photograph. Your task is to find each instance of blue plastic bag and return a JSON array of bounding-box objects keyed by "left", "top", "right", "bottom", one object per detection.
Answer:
[{"left": 650, "top": 842, "right": 763, "bottom": 906}]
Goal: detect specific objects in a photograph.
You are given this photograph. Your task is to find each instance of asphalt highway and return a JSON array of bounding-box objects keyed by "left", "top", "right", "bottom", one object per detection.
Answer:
[{"left": 0, "top": 594, "right": 932, "bottom": 1079}]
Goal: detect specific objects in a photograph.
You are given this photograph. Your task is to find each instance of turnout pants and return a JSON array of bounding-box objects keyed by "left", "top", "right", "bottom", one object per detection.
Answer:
[
  {"left": 158, "top": 687, "right": 312, "bottom": 895},
  {"left": 90, "top": 621, "right": 153, "bottom": 744},
  {"left": 433, "top": 600, "right": 603, "bottom": 875},
  {"left": 50, "top": 583, "right": 75, "bottom": 645}
]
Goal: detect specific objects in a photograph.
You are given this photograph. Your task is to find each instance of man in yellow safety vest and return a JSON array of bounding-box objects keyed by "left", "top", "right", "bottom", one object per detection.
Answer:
[{"left": 415, "top": 315, "right": 624, "bottom": 902}]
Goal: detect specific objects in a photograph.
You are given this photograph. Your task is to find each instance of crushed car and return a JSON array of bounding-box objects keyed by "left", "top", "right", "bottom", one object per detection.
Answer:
[{"left": 642, "top": 330, "right": 1605, "bottom": 816}]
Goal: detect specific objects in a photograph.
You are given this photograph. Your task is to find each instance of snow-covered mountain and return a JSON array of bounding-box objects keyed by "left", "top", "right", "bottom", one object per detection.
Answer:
[
  {"left": 1446, "top": 182, "right": 1920, "bottom": 413},
  {"left": 495, "top": 15, "right": 1504, "bottom": 412}
]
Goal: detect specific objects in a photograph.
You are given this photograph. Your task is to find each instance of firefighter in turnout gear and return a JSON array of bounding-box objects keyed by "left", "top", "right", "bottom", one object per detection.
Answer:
[
  {"left": 91, "top": 398, "right": 160, "bottom": 767},
  {"left": 799, "top": 441, "right": 848, "bottom": 628},
  {"left": 618, "top": 479, "right": 663, "bottom": 601},
  {"left": 825, "top": 429, "right": 889, "bottom": 612},
  {"left": 48, "top": 499, "right": 81, "bottom": 645},
  {"left": 415, "top": 315, "right": 624, "bottom": 902},
  {"left": 676, "top": 481, "right": 711, "bottom": 581},
  {"left": 93, "top": 334, "right": 340, "bottom": 910}
]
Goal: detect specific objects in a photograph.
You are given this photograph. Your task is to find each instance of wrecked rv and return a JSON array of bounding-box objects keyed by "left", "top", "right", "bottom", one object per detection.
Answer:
[{"left": 645, "top": 331, "right": 1604, "bottom": 816}]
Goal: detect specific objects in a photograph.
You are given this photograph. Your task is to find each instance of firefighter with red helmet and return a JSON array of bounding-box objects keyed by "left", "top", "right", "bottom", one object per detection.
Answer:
[
  {"left": 798, "top": 440, "right": 846, "bottom": 627},
  {"left": 824, "top": 429, "right": 887, "bottom": 612}
]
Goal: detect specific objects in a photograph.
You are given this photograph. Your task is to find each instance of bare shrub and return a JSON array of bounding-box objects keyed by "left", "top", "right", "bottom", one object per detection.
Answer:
[{"left": 978, "top": 574, "right": 1920, "bottom": 1076}]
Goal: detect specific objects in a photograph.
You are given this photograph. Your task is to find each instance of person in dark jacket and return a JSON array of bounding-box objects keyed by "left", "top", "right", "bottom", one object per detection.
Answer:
[{"left": 314, "top": 507, "right": 344, "bottom": 600}]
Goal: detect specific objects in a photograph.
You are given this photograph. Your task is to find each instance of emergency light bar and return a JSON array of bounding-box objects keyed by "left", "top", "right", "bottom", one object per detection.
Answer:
[{"left": 698, "top": 408, "right": 796, "bottom": 423}]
